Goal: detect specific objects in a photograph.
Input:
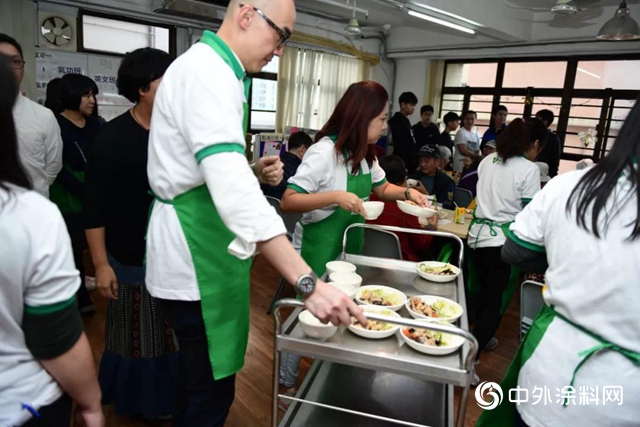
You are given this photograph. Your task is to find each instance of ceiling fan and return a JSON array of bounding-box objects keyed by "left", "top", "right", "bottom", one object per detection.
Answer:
[{"left": 504, "top": 0, "right": 601, "bottom": 16}]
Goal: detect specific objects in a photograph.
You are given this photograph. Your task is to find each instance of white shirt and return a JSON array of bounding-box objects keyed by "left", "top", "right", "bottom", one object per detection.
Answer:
[
  {"left": 288, "top": 136, "right": 386, "bottom": 249},
  {"left": 146, "top": 42, "right": 285, "bottom": 301},
  {"left": 468, "top": 152, "right": 540, "bottom": 248},
  {"left": 452, "top": 127, "right": 480, "bottom": 172},
  {"left": 13, "top": 95, "right": 63, "bottom": 198},
  {"left": 0, "top": 184, "right": 80, "bottom": 426},
  {"left": 510, "top": 170, "right": 640, "bottom": 426}
]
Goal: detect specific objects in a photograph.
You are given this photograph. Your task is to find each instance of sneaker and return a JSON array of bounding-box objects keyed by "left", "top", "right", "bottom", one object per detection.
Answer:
[
  {"left": 278, "top": 387, "right": 297, "bottom": 412},
  {"left": 485, "top": 337, "right": 499, "bottom": 352}
]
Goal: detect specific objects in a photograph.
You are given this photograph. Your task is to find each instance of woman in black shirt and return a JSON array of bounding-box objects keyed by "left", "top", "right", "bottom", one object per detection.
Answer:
[
  {"left": 50, "top": 73, "right": 103, "bottom": 315},
  {"left": 83, "top": 48, "right": 175, "bottom": 420}
]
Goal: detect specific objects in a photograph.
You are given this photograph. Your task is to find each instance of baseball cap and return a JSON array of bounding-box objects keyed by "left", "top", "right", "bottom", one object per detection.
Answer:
[
  {"left": 417, "top": 145, "right": 439, "bottom": 158},
  {"left": 485, "top": 140, "right": 497, "bottom": 149}
]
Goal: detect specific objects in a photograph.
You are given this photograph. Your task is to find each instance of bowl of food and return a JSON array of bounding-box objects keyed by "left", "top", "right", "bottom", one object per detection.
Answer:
[
  {"left": 348, "top": 306, "right": 401, "bottom": 339},
  {"left": 416, "top": 261, "right": 460, "bottom": 283},
  {"left": 363, "top": 201, "right": 384, "bottom": 220},
  {"left": 326, "top": 261, "right": 357, "bottom": 276},
  {"left": 329, "top": 272, "right": 362, "bottom": 288},
  {"left": 400, "top": 322, "right": 465, "bottom": 355},
  {"left": 406, "top": 295, "right": 463, "bottom": 323},
  {"left": 328, "top": 282, "right": 357, "bottom": 299},
  {"left": 396, "top": 200, "right": 438, "bottom": 218},
  {"left": 298, "top": 310, "right": 338, "bottom": 340},
  {"left": 355, "top": 285, "right": 407, "bottom": 312}
]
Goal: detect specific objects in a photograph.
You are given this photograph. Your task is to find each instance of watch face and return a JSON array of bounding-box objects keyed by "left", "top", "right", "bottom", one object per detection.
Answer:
[{"left": 298, "top": 275, "right": 315, "bottom": 294}]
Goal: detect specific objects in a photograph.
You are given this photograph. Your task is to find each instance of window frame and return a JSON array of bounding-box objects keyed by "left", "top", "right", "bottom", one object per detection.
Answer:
[
  {"left": 78, "top": 10, "right": 177, "bottom": 58},
  {"left": 441, "top": 54, "right": 640, "bottom": 163}
]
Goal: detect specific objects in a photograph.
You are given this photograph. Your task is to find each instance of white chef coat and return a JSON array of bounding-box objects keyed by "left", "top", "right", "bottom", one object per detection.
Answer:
[
  {"left": 468, "top": 152, "right": 540, "bottom": 248},
  {"left": 287, "top": 136, "right": 386, "bottom": 250},
  {"left": 510, "top": 170, "right": 640, "bottom": 427},
  {"left": 12, "top": 95, "right": 63, "bottom": 198},
  {"left": 146, "top": 42, "right": 285, "bottom": 301},
  {"left": 452, "top": 127, "right": 480, "bottom": 172}
]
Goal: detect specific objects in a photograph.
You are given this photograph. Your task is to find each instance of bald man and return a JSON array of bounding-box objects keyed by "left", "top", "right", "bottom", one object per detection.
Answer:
[{"left": 146, "top": 1, "right": 366, "bottom": 423}]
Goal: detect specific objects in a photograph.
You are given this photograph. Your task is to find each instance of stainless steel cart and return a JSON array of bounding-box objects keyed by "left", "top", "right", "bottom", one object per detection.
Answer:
[{"left": 271, "top": 224, "right": 478, "bottom": 427}]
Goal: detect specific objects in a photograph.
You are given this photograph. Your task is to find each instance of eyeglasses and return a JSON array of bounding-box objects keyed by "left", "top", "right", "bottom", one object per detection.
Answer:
[
  {"left": 8, "top": 59, "right": 25, "bottom": 69},
  {"left": 240, "top": 3, "right": 291, "bottom": 49}
]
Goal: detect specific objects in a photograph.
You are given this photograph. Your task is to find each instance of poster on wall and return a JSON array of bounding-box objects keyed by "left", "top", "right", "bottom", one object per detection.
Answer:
[
  {"left": 34, "top": 49, "right": 87, "bottom": 105},
  {"left": 35, "top": 49, "right": 133, "bottom": 122}
]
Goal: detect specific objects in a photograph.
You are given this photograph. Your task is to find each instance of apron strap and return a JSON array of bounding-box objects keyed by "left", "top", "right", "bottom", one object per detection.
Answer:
[{"left": 550, "top": 306, "right": 640, "bottom": 405}]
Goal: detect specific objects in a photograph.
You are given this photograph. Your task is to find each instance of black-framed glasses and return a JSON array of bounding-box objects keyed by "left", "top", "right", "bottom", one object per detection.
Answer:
[
  {"left": 9, "top": 59, "right": 25, "bottom": 69},
  {"left": 240, "top": 3, "right": 291, "bottom": 49}
]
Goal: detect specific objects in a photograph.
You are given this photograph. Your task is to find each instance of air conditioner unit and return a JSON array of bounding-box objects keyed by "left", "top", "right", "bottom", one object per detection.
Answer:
[
  {"left": 38, "top": 11, "right": 77, "bottom": 52},
  {"left": 152, "top": 0, "right": 226, "bottom": 22}
]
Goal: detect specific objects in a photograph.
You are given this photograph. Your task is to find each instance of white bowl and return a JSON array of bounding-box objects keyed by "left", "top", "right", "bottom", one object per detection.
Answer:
[
  {"left": 396, "top": 200, "right": 438, "bottom": 218},
  {"left": 326, "top": 261, "right": 357, "bottom": 276},
  {"left": 348, "top": 306, "right": 401, "bottom": 339},
  {"left": 298, "top": 310, "right": 338, "bottom": 340},
  {"left": 400, "top": 322, "right": 465, "bottom": 355},
  {"left": 406, "top": 295, "right": 464, "bottom": 323},
  {"left": 329, "top": 272, "right": 363, "bottom": 288},
  {"left": 416, "top": 261, "right": 460, "bottom": 283},
  {"left": 363, "top": 201, "right": 384, "bottom": 220},
  {"left": 355, "top": 285, "right": 407, "bottom": 312},
  {"left": 328, "top": 282, "right": 357, "bottom": 299}
]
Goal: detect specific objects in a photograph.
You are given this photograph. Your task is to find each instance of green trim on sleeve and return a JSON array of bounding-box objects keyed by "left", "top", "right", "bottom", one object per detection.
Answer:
[
  {"left": 505, "top": 227, "right": 546, "bottom": 253},
  {"left": 195, "top": 143, "right": 246, "bottom": 164},
  {"left": 372, "top": 178, "right": 387, "bottom": 188},
  {"left": 24, "top": 295, "right": 76, "bottom": 315},
  {"left": 287, "top": 183, "right": 309, "bottom": 194},
  {"left": 522, "top": 197, "right": 533, "bottom": 206}
]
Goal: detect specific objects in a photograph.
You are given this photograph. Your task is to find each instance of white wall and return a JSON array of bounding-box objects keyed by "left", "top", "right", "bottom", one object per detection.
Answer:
[
  {"left": 392, "top": 57, "right": 430, "bottom": 124},
  {"left": 0, "top": 0, "right": 38, "bottom": 98}
]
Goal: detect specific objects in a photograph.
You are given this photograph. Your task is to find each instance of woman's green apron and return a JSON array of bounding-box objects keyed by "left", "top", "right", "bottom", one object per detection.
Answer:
[
  {"left": 300, "top": 138, "right": 373, "bottom": 277},
  {"left": 477, "top": 303, "right": 640, "bottom": 426},
  {"left": 151, "top": 30, "right": 252, "bottom": 380}
]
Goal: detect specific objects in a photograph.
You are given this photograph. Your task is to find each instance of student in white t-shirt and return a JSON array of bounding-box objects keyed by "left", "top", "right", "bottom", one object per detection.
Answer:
[
  {"left": 0, "top": 56, "right": 103, "bottom": 427},
  {"left": 467, "top": 118, "right": 547, "bottom": 379},
  {"left": 479, "top": 103, "right": 640, "bottom": 427},
  {"left": 452, "top": 110, "right": 481, "bottom": 173}
]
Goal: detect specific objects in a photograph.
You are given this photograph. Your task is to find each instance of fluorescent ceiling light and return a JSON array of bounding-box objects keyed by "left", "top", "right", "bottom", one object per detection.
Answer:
[
  {"left": 412, "top": 3, "right": 483, "bottom": 27},
  {"left": 408, "top": 10, "right": 476, "bottom": 34},
  {"left": 577, "top": 68, "right": 601, "bottom": 79}
]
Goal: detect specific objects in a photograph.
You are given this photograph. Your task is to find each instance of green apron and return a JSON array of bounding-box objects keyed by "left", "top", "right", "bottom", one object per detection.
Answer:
[
  {"left": 467, "top": 217, "right": 520, "bottom": 315},
  {"left": 300, "top": 140, "right": 373, "bottom": 277},
  {"left": 151, "top": 30, "right": 252, "bottom": 380},
  {"left": 50, "top": 167, "right": 85, "bottom": 214},
  {"left": 477, "top": 303, "right": 640, "bottom": 426}
]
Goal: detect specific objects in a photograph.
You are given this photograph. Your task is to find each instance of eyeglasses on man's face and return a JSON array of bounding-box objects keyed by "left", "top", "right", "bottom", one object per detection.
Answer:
[{"left": 240, "top": 3, "right": 292, "bottom": 49}]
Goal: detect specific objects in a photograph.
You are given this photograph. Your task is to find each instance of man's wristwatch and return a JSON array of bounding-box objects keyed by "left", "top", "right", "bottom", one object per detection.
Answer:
[{"left": 295, "top": 271, "right": 318, "bottom": 296}]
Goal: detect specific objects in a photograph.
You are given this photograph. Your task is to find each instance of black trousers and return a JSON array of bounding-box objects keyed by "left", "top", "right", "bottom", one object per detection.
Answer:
[
  {"left": 163, "top": 299, "right": 236, "bottom": 427},
  {"left": 63, "top": 213, "right": 92, "bottom": 309},
  {"left": 22, "top": 394, "right": 71, "bottom": 427},
  {"left": 470, "top": 246, "right": 511, "bottom": 359}
]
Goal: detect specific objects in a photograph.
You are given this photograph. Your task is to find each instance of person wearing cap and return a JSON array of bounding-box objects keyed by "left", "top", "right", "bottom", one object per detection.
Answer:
[
  {"left": 410, "top": 145, "right": 456, "bottom": 210},
  {"left": 483, "top": 139, "right": 497, "bottom": 156}
]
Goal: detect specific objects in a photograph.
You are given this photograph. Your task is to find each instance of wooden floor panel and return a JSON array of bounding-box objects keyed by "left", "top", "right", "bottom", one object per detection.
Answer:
[{"left": 83, "top": 255, "right": 519, "bottom": 426}]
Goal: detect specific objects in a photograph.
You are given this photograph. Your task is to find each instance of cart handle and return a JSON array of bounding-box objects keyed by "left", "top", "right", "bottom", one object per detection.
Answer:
[
  {"left": 341, "top": 223, "right": 465, "bottom": 267},
  {"left": 273, "top": 298, "right": 478, "bottom": 375}
]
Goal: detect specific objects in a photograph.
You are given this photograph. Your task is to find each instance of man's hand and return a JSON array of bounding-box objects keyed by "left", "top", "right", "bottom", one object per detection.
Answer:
[
  {"left": 96, "top": 264, "right": 118, "bottom": 300},
  {"left": 304, "top": 281, "right": 367, "bottom": 326},
  {"left": 253, "top": 155, "right": 284, "bottom": 186}
]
